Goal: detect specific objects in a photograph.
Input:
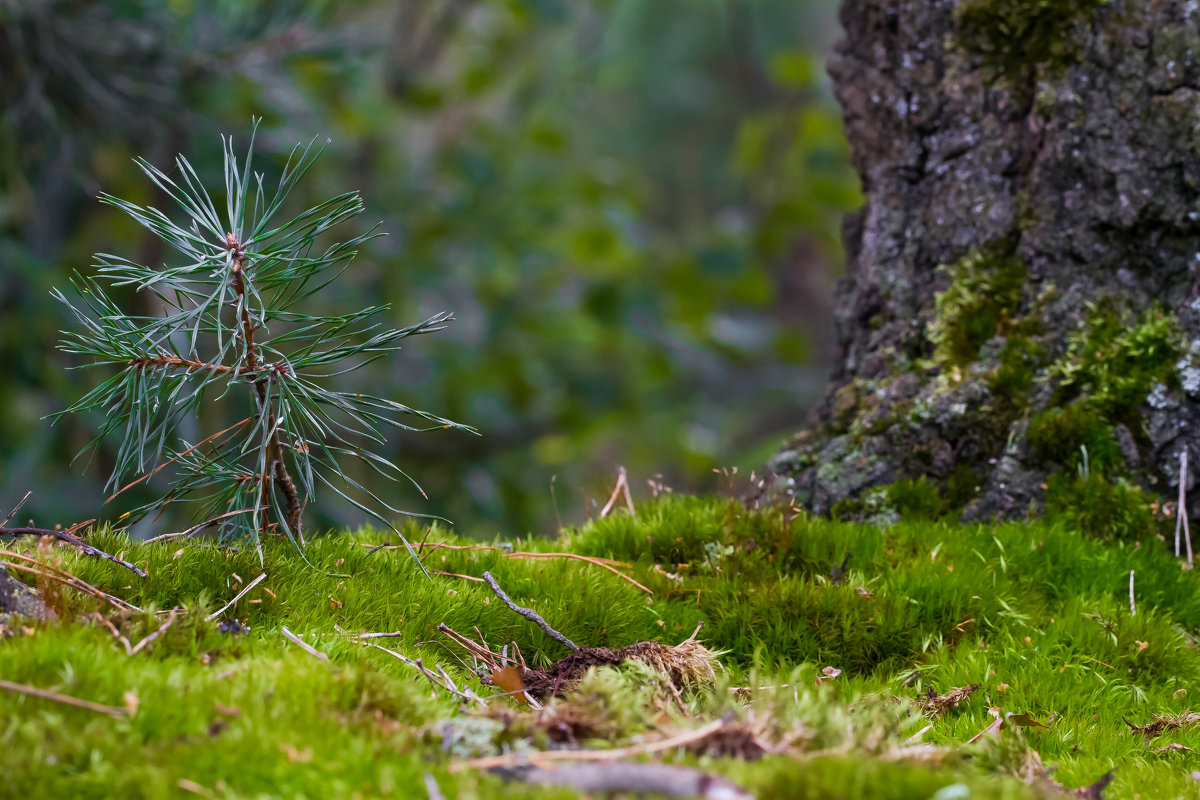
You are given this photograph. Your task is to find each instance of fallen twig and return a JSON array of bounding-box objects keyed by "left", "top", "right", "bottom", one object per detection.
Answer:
[
  {"left": 0, "top": 678, "right": 128, "bottom": 717},
  {"left": 205, "top": 573, "right": 266, "bottom": 621},
  {"left": 455, "top": 718, "right": 727, "bottom": 771},
  {"left": 518, "top": 763, "right": 753, "bottom": 800},
  {"left": 1, "top": 524, "right": 146, "bottom": 578},
  {"left": 1125, "top": 711, "right": 1200, "bottom": 739},
  {"left": 481, "top": 570, "right": 578, "bottom": 651},
  {"left": 145, "top": 507, "right": 263, "bottom": 544},
  {"left": 281, "top": 625, "right": 329, "bottom": 662}
]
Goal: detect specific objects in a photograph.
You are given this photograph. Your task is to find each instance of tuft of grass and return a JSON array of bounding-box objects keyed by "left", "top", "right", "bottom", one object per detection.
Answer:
[{"left": 4, "top": 493, "right": 1200, "bottom": 798}]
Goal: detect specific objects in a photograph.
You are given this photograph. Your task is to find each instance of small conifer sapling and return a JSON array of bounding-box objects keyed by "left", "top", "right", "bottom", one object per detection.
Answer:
[{"left": 51, "top": 125, "right": 475, "bottom": 561}]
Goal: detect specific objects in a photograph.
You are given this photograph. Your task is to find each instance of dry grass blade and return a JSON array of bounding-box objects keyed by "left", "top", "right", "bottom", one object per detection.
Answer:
[
  {"left": 599, "top": 466, "right": 635, "bottom": 518},
  {"left": 510, "top": 552, "right": 652, "bottom": 594},
  {"left": 0, "top": 678, "right": 128, "bottom": 717},
  {"left": 361, "top": 540, "right": 648, "bottom": 591},
  {"left": 430, "top": 569, "right": 485, "bottom": 582},
  {"left": 0, "top": 490, "right": 31, "bottom": 528},
  {"left": 281, "top": 626, "right": 329, "bottom": 662},
  {"left": 205, "top": 573, "right": 265, "bottom": 621}
]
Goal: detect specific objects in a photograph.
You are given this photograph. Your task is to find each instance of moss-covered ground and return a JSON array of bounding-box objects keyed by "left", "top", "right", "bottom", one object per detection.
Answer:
[{"left": 4, "top": 495, "right": 1200, "bottom": 798}]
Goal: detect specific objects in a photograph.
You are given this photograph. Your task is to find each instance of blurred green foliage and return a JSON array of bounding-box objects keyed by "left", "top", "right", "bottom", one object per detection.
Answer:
[{"left": 0, "top": 0, "right": 858, "bottom": 536}]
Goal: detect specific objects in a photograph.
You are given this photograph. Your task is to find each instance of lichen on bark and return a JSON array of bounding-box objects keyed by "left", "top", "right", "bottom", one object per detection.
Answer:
[{"left": 762, "top": 0, "right": 1200, "bottom": 535}]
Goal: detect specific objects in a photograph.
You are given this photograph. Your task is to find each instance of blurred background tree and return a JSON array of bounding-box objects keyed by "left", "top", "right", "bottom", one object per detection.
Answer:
[{"left": 0, "top": 0, "right": 858, "bottom": 537}]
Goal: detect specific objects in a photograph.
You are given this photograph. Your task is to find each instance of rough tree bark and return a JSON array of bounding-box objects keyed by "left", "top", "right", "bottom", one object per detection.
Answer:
[{"left": 763, "top": 0, "right": 1200, "bottom": 526}]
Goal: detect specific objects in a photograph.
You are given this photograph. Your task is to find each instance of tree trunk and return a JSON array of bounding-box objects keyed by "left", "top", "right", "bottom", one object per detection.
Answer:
[{"left": 763, "top": 0, "right": 1200, "bottom": 526}]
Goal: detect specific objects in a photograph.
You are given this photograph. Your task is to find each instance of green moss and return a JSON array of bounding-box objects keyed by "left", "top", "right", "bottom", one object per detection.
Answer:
[
  {"left": 1044, "top": 473, "right": 1161, "bottom": 542},
  {"left": 931, "top": 241, "right": 1027, "bottom": 369},
  {"left": 9, "top": 495, "right": 1200, "bottom": 797},
  {"left": 944, "top": 464, "right": 982, "bottom": 509},
  {"left": 1048, "top": 303, "right": 1181, "bottom": 423},
  {"left": 1027, "top": 405, "right": 1123, "bottom": 476},
  {"left": 955, "top": 0, "right": 1108, "bottom": 76},
  {"left": 988, "top": 334, "right": 1047, "bottom": 410},
  {"left": 886, "top": 477, "right": 947, "bottom": 520}
]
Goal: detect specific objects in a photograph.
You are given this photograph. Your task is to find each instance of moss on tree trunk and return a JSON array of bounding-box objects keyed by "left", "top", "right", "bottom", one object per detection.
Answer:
[{"left": 763, "top": 0, "right": 1200, "bottom": 533}]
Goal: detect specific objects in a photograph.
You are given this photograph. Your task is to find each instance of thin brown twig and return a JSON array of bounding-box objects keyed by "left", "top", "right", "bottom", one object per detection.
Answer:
[
  {"left": 0, "top": 525, "right": 147, "bottom": 577},
  {"left": 0, "top": 678, "right": 128, "bottom": 717},
  {"left": 144, "top": 506, "right": 263, "bottom": 544},
  {"left": 513, "top": 553, "right": 652, "bottom": 594},
  {"left": 368, "top": 540, "right": 648, "bottom": 592},
  {"left": 0, "top": 550, "right": 141, "bottom": 612},
  {"left": 430, "top": 569, "right": 486, "bottom": 582}
]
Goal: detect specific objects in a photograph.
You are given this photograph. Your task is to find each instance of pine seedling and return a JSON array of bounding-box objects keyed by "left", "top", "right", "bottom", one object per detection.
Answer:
[{"left": 51, "top": 125, "right": 475, "bottom": 562}]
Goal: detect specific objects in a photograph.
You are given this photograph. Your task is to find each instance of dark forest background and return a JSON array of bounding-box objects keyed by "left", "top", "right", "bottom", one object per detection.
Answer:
[{"left": 0, "top": 0, "right": 859, "bottom": 537}]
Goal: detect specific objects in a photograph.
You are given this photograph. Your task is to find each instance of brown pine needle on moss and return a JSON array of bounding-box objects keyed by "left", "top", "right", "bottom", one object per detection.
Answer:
[{"left": 0, "top": 678, "right": 129, "bottom": 717}]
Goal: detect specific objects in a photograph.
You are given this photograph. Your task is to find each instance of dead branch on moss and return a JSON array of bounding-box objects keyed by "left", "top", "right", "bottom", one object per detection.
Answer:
[
  {"left": 0, "top": 678, "right": 129, "bottom": 717},
  {"left": 482, "top": 570, "right": 579, "bottom": 651},
  {"left": 454, "top": 717, "right": 727, "bottom": 771},
  {"left": 518, "top": 763, "right": 754, "bottom": 800},
  {"left": 1, "top": 523, "right": 146, "bottom": 578},
  {"left": 436, "top": 623, "right": 717, "bottom": 702},
  {"left": 1125, "top": 711, "right": 1200, "bottom": 739},
  {"left": 919, "top": 684, "right": 981, "bottom": 715}
]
